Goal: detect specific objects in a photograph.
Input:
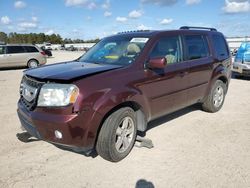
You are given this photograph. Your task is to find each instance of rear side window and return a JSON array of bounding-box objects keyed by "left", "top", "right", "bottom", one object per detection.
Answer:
[
  {"left": 184, "top": 35, "right": 209, "bottom": 60},
  {"left": 0, "top": 46, "right": 6, "bottom": 54},
  {"left": 24, "top": 46, "right": 39, "bottom": 53},
  {"left": 212, "top": 34, "right": 229, "bottom": 60},
  {"left": 7, "top": 46, "right": 25, "bottom": 54}
]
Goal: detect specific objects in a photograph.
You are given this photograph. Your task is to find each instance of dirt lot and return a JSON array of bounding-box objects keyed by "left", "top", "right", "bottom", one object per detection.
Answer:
[{"left": 0, "top": 51, "right": 249, "bottom": 188}]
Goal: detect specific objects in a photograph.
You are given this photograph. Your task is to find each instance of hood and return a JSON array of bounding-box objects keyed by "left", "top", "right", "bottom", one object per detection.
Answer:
[{"left": 24, "top": 61, "right": 123, "bottom": 82}]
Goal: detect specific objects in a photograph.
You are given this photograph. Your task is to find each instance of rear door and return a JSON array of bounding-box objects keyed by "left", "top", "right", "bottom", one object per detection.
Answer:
[
  {"left": 139, "top": 35, "right": 189, "bottom": 119},
  {"left": 23, "top": 46, "right": 42, "bottom": 64},
  {"left": 183, "top": 34, "right": 213, "bottom": 105},
  {"left": 6, "top": 46, "right": 27, "bottom": 67}
]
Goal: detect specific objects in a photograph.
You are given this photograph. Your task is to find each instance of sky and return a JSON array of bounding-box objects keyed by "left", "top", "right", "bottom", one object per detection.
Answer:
[{"left": 0, "top": 0, "right": 249, "bottom": 39}]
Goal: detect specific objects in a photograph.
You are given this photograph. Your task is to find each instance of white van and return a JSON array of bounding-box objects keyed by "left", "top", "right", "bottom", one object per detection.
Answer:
[{"left": 0, "top": 44, "right": 47, "bottom": 68}]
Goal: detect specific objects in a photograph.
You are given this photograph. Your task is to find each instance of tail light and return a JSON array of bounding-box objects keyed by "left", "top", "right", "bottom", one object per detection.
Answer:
[{"left": 40, "top": 51, "right": 46, "bottom": 56}]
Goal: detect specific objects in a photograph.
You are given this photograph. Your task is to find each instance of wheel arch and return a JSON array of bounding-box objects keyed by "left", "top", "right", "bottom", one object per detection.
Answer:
[
  {"left": 206, "top": 64, "right": 230, "bottom": 96},
  {"left": 93, "top": 101, "right": 147, "bottom": 149},
  {"left": 99, "top": 101, "right": 147, "bottom": 132},
  {"left": 217, "top": 74, "right": 228, "bottom": 85}
]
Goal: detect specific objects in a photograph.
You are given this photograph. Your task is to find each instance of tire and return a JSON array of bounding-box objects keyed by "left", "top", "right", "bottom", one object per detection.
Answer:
[
  {"left": 96, "top": 107, "right": 137, "bottom": 162},
  {"left": 27, "top": 59, "right": 39, "bottom": 68},
  {"left": 202, "top": 80, "right": 227, "bottom": 113}
]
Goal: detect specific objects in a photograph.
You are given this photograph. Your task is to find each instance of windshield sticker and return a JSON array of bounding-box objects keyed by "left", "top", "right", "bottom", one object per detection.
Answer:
[{"left": 130, "top": 38, "right": 149, "bottom": 43}]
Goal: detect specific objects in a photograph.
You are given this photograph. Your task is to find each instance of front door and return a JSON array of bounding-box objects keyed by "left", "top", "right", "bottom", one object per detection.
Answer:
[{"left": 139, "top": 35, "right": 190, "bottom": 120}]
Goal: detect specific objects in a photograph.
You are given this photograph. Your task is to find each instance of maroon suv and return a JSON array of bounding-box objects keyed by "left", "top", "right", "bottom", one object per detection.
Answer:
[{"left": 17, "top": 26, "right": 231, "bottom": 162}]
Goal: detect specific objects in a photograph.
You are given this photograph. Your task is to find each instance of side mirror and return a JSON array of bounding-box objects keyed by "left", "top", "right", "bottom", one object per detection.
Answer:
[{"left": 148, "top": 57, "right": 166, "bottom": 69}]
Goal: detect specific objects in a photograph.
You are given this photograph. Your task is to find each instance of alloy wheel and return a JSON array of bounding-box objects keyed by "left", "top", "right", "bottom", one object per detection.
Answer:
[{"left": 115, "top": 116, "right": 135, "bottom": 153}]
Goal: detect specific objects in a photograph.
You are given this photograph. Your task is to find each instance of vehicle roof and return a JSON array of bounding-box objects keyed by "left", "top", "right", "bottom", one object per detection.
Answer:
[
  {"left": 111, "top": 28, "right": 221, "bottom": 38},
  {"left": 0, "top": 44, "right": 37, "bottom": 46}
]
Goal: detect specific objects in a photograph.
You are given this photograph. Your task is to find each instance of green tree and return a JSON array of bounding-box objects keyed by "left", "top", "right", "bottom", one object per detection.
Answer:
[
  {"left": 3, "top": 31, "right": 96, "bottom": 44},
  {"left": 0, "top": 32, "right": 8, "bottom": 43}
]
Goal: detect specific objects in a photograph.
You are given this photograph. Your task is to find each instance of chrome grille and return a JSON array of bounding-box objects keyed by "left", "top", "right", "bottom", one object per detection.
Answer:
[{"left": 20, "top": 76, "right": 44, "bottom": 111}]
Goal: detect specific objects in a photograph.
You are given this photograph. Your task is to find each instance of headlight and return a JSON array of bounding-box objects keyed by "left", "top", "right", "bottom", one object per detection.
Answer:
[{"left": 37, "top": 84, "right": 79, "bottom": 107}]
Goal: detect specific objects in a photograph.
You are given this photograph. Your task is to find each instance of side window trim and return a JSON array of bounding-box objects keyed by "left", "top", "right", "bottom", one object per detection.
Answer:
[
  {"left": 202, "top": 35, "right": 211, "bottom": 56},
  {"left": 176, "top": 35, "right": 184, "bottom": 62}
]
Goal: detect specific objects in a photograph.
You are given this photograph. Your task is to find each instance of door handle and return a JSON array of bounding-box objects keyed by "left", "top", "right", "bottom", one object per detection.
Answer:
[{"left": 178, "top": 71, "right": 188, "bottom": 77}]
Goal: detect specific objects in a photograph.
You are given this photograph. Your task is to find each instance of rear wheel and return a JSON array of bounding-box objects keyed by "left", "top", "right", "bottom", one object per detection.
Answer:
[
  {"left": 96, "top": 107, "right": 137, "bottom": 162},
  {"left": 202, "top": 80, "right": 227, "bottom": 112},
  {"left": 27, "top": 59, "right": 38, "bottom": 68}
]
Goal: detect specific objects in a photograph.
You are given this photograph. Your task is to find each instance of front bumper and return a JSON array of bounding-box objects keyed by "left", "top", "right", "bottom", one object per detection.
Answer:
[
  {"left": 17, "top": 100, "right": 98, "bottom": 152},
  {"left": 232, "top": 62, "right": 250, "bottom": 76}
]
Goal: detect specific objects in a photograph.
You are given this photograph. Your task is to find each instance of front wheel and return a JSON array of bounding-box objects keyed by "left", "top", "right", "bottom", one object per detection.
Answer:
[
  {"left": 96, "top": 107, "right": 137, "bottom": 162},
  {"left": 202, "top": 80, "right": 227, "bottom": 113}
]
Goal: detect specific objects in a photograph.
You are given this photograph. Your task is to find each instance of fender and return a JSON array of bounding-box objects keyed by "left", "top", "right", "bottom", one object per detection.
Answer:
[
  {"left": 92, "top": 87, "right": 149, "bottom": 118},
  {"left": 83, "top": 87, "right": 150, "bottom": 145}
]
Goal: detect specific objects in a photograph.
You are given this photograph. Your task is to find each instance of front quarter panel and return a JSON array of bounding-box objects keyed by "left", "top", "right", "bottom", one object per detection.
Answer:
[{"left": 73, "top": 67, "right": 150, "bottom": 147}]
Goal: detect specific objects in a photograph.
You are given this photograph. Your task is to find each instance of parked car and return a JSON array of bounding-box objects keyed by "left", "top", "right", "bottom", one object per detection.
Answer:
[
  {"left": 0, "top": 44, "right": 47, "bottom": 68},
  {"left": 44, "top": 42, "right": 52, "bottom": 50},
  {"left": 232, "top": 42, "right": 250, "bottom": 77},
  {"left": 231, "top": 48, "right": 238, "bottom": 56},
  {"left": 40, "top": 46, "right": 52, "bottom": 57},
  {"left": 66, "top": 45, "right": 77, "bottom": 51},
  {"left": 17, "top": 26, "right": 231, "bottom": 162},
  {"left": 58, "top": 44, "right": 65, "bottom": 50}
]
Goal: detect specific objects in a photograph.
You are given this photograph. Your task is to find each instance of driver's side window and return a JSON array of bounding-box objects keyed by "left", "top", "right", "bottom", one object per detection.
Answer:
[{"left": 150, "top": 36, "right": 182, "bottom": 65}]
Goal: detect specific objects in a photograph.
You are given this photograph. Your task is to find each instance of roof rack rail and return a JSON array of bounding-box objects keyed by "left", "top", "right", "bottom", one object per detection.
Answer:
[
  {"left": 180, "top": 26, "right": 217, "bottom": 31},
  {"left": 118, "top": 30, "right": 150, "bottom": 34}
]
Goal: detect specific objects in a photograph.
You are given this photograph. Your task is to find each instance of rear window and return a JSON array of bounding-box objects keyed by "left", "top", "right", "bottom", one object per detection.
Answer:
[
  {"left": 184, "top": 35, "right": 210, "bottom": 60},
  {"left": 7, "top": 46, "right": 25, "bottom": 54},
  {"left": 212, "top": 34, "right": 229, "bottom": 60},
  {"left": 24, "top": 46, "right": 39, "bottom": 53}
]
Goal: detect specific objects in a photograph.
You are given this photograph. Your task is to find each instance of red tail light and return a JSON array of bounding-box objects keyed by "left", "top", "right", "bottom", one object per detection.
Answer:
[{"left": 40, "top": 51, "right": 46, "bottom": 56}]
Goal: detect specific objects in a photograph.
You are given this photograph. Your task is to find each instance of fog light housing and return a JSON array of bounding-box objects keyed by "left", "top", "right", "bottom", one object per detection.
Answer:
[{"left": 55, "top": 130, "right": 62, "bottom": 139}]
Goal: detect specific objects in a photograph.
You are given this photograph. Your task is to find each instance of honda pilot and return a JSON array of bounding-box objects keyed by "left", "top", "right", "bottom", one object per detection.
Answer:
[{"left": 17, "top": 26, "right": 231, "bottom": 162}]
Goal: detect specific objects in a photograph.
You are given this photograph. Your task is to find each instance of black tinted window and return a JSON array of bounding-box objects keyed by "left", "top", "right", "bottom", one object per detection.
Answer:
[
  {"left": 212, "top": 34, "right": 229, "bottom": 59},
  {"left": 185, "top": 35, "right": 209, "bottom": 60},
  {"left": 24, "top": 46, "right": 39, "bottom": 53},
  {"left": 150, "top": 36, "right": 182, "bottom": 64},
  {"left": 0, "top": 46, "right": 6, "bottom": 54},
  {"left": 7, "top": 46, "right": 25, "bottom": 54}
]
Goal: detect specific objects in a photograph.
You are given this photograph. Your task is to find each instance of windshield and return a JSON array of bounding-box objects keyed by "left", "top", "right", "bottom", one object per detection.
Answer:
[{"left": 79, "top": 36, "right": 149, "bottom": 66}]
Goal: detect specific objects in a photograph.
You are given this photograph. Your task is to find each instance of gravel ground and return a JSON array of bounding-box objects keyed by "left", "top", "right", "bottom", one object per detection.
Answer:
[{"left": 0, "top": 51, "right": 249, "bottom": 188}]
